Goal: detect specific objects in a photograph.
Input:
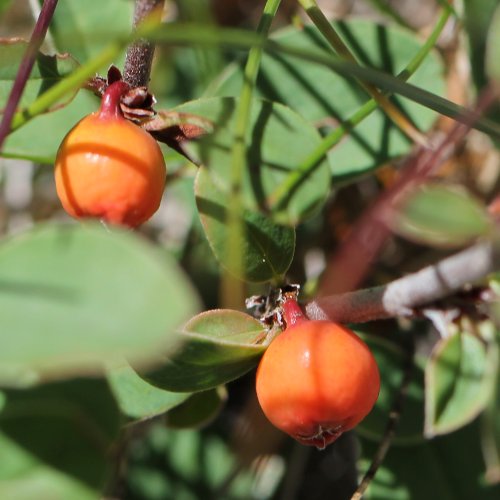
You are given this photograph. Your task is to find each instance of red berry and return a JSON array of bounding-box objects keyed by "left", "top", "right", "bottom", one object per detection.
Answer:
[
  {"left": 54, "top": 81, "right": 166, "bottom": 228},
  {"left": 256, "top": 298, "right": 380, "bottom": 449}
]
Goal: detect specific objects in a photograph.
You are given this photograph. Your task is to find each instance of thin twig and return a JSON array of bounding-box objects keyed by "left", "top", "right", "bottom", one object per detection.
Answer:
[
  {"left": 317, "top": 85, "right": 498, "bottom": 297},
  {"left": 123, "top": 0, "right": 165, "bottom": 87},
  {"left": 0, "top": 0, "right": 59, "bottom": 151},
  {"left": 222, "top": 0, "right": 282, "bottom": 310},
  {"left": 306, "top": 236, "right": 500, "bottom": 324},
  {"left": 350, "top": 339, "right": 415, "bottom": 500}
]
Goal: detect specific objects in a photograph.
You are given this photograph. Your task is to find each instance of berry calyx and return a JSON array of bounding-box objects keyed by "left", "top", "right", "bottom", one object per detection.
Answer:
[
  {"left": 54, "top": 81, "right": 166, "bottom": 228},
  {"left": 256, "top": 297, "right": 380, "bottom": 449}
]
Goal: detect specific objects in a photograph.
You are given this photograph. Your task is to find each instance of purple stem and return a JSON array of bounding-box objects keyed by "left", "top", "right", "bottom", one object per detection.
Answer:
[{"left": 0, "top": 0, "right": 59, "bottom": 152}]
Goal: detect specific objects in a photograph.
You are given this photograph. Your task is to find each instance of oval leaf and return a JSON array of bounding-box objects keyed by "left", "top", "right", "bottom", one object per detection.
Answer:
[
  {"left": 176, "top": 97, "right": 331, "bottom": 226},
  {"left": 425, "top": 331, "right": 498, "bottom": 437},
  {"left": 165, "top": 387, "right": 227, "bottom": 429},
  {"left": 107, "top": 362, "right": 190, "bottom": 420},
  {"left": 139, "top": 309, "right": 266, "bottom": 392},
  {"left": 0, "top": 379, "right": 119, "bottom": 499},
  {"left": 211, "top": 19, "right": 445, "bottom": 181},
  {"left": 0, "top": 223, "right": 199, "bottom": 387},
  {"left": 0, "top": 40, "right": 78, "bottom": 110},
  {"left": 45, "top": 0, "right": 133, "bottom": 64},
  {"left": 391, "top": 184, "right": 492, "bottom": 248},
  {"left": 195, "top": 166, "right": 295, "bottom": 282}
]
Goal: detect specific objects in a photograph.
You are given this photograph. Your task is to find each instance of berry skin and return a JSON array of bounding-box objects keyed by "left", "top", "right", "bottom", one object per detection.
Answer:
[
  {"left": 54, "top": 81, "right": 166, "bottom": 228},
  {"left": 256, "top": 298, "right": 380, "bottom": 449}
]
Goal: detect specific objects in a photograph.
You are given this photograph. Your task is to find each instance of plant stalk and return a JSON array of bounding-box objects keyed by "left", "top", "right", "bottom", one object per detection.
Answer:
[
  {"left": 0, "top": 0, "right": 59, "bottom": 151},
  {"left": 123, "top": 0, "right": 165, "bottom": 87},
  {"left": 221, "top": 0, "right": 282, "bottom": 309}
]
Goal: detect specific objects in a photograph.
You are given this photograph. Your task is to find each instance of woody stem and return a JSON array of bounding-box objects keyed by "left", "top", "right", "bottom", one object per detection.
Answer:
[{"left": 123, "top": 0, "right": 165, "bottom": 87}]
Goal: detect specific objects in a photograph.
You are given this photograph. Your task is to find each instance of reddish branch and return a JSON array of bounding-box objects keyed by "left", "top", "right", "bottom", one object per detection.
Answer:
[
  {"left": 306, "top": 237, "right": 500, "bottom": 323},
  {"left": 123, "top": 0, "right": 165, "bottom": 87},
  {"left": 0, "top": 0, "right": 59, "bottom": 151}
]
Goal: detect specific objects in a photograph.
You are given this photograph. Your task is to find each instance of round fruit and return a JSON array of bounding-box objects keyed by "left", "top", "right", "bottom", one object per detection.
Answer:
[
  {"left": 256, "top": 298, "right": 380, "bottom": 449},
  {"left": 54, "top": 81, "right": 166, "bottom": 228}
]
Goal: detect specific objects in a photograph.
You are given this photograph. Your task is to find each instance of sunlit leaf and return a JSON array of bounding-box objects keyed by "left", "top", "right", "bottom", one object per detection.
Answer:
[
  {"left": 41, "top": 0, "right": 133, "bottom": 64},
  {"left": 107, "top": 362, "right": 190, "bottom": 420},
  {"left": 211, "top": 19, "right": 445, "bottom": 181},
  {"left": 195, "top": 166, "right": 295, "bottom": 282},
  {"left": 177, "top": 97, "right": 331, "bottom": 226},
  {"left": 425, "top": 331, "right": 498, "bottom": 437},
  {"left": 0, "top": 41, "right": 78, "bottom": 111},
  {"left": 391, "top": 184, "right": 492, "bottom": 248},
  {"left": 0, "top": 223, "right": 199, "bottom": 387},
  {"left": 139, "top": 309, "right": 266, "bottom": 392}
]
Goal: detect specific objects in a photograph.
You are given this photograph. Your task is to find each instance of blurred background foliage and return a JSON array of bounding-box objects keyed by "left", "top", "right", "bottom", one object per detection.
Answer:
[{"left": 1, "top": 1, "right": 500, "bottom": 499}]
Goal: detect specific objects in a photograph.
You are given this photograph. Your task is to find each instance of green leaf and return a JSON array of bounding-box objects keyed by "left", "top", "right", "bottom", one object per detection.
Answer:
[
  {"left": 165, "top": 387, "right": 227, "bottom": 429},
  {"left": 42, "top": 0, "right": 133, "bottom": 64},
  {"left": 2, "top": 91, "right": 97, "bottom": 163},
  {"left": 480, "top": 323, "right": 500, "bottom": 483},
  {"left": 360, "top": 420, "right": 500, "bottom": 500},
  {"left": 0, "top": 223, "right": 199, "bottom": 387},
  {"left": 391, "top": 184, "right": 492, "bottom": 248},
  {"left": 0, "top": 41, "right": 78, "bottom": 111},
  {"left": 486, "top": 4, "right": 500, "bottom": 85},
  {"left": 356, "top": 334, "right": 425, "bottom": 444},
  {"left": 0, "top": 0, "right": 12, "bottom": 16},
  {"left": 0, "top": 379, "right": 120, "bottom": 499},
  {"left": 425, "top": 331, "right": 498, "bottom": 437},
  {"left": 107, "top": 362, "right": 190, "bottom": 420},
  {"left": 177, "top": 97, "right": 331, "bottom": 226},
  {"left": 126, "top": 424, "right": 264, "bottom": 499},
  {"left": 486, "top": 4, "right": 500, "bottom": 86},
  {"left": 210, "top": 19, "right": 445, "bottom": 181},
  {"left": 195, "top": 166, "right": 295, "bottom": 282},
  {"left": 465, "top": 0, "right": 500, "bottom": 89},
  {"left": 139, "top": 309, "right": 266, "bottom": 392}
]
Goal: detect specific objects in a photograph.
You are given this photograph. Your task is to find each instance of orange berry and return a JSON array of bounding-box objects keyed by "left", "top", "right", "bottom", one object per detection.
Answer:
[
  {"left": 256, "top": 298, "right": 380, "bottom": 449},
  {"left": 54, "top": 82, "right": 166, "bottom": 228}
]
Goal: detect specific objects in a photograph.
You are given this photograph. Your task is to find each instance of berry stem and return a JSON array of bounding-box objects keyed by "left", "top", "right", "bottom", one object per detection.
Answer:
[
  {"left": 99, "top": 81, "right": 130, "bottom": 119},
  {"left": 282, "top": 298, "right": 307, "bottom": 328}
]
